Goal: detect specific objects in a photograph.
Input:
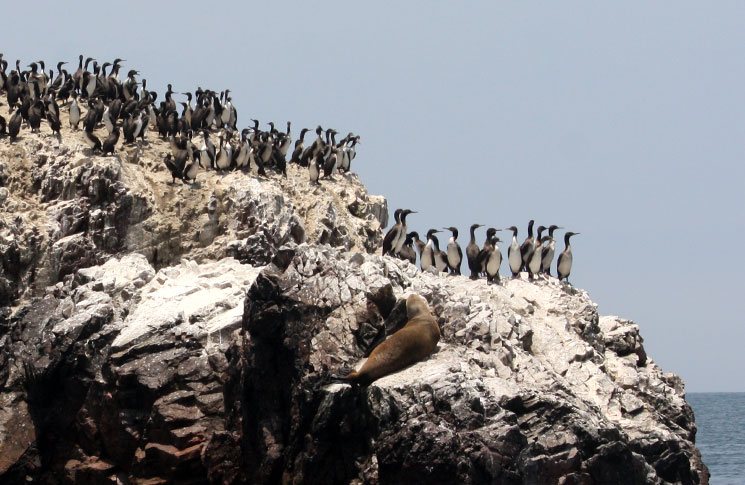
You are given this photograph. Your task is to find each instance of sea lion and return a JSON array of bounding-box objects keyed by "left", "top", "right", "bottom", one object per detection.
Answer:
[{"left": 344, "top": 294, "right": 440, "bottom": 386}]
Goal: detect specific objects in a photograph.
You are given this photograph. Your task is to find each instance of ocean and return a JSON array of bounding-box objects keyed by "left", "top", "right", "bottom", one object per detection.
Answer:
[{"left": 688, "top": 393, "right": 745, "bottom": 484}]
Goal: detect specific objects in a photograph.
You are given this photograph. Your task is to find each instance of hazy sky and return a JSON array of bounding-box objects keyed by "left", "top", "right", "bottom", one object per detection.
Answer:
[{"left": 4, "top": 2, "right": 744, "bottom": 392}]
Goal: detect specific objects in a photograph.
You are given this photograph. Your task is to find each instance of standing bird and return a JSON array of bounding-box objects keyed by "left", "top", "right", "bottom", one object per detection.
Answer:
[
  {"left": 541, "top": 225, "right": 562, "bottom": 276},
  {"left": 183, "top": 149, "right": 201, "bottom": 184},
  {"left": 322, "top": 146, "right": 339, "bottom": 179},
  {"left": 382, "top": 209, "right": 415, "bottom": 256},
  {"left": 505, "top": 226, "right": 522, "bottom": 278},
  {"left": 430, "top": 232, "right": 448, "bottom": 273},
  {"left": 526, "top": 226, "right": 546, "bottom": 278},
  {"left": 163, "top": 153, "right": 185, "bottom": 184},
  {"left": 421, "top": 229, "right": 439, "bottom": 273},
  {"left": 480, "top": 233, "right": 503, "bottom": 284},
  {"left": 83, "top": 129, "right": 102, "bottom": 152},
  {"left": 557, "top": 232, "right": 579, "bottom": 283},
  {"left": 443, "top": 226, "right": 462, "bottom": 275},
  {"left": 8, "top": 108, "right": 22, "bottom": 141},
  {"left": 465, "top": 223, "right": 484, "bottom": 280},
  {"left": 69, "top": 92, "right": 81, "bottom": 129},
  {"left": 28, "top": 100, "right": 44, "bottom": 133},
  {"left": 520, "top": 220, "right": 536, "bottom": 272},
  {"left": 102, "top": 127, "right": 120, "bottom": 155},
  {"left": 201, "top": 130, "right": 216, "bottom": 169},
  {"left": 291, "top": 127, "right": 310, "bottom": 165},
  {"left": 477, "top": 227, "right": 497, "bottom": 275},
  {"left": 382, "top": 209, "right": 402, "bottom": 256},
  {"left": 395, "top": 209, "right": 415, "bottom": 255},
  {"left": 309, "top": 150, "right": 322, "bottom": 184},
  {"left": 46, "top": 110, "right": 62, "bottom": 137},
  {"left": 215, "top": 134, "right": 232, "bottom": 171},
  {"left": 528, "top": 235, "right": 550, "bottom": 279},
  {"left": 411, "top": 232, "right": 425, "bottom": 265},
  {"left": 398, "top": 232, "right": 417, "bottom": 265}
]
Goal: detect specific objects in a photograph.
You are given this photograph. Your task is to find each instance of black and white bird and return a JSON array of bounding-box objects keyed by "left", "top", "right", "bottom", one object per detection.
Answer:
[
  {"left": 541, "top": 225, "right": 562, "bottom": 276},
  {"left": 290, "top": 127, "right": 310, "bottom": 165},
  {"left": 557, "top": 232, "right": 579, "bottom": 283},
  {"left": 421, "top": 229, "right": 439, "bottom": 273},
  {"left": 215, "top": 133, "right": 232, "bottom": 171},
  {"left": 309, "top": 150, "right": 322, "bottom": 184},
  {"left": 505, "top": 226, "right": 522, "bottom": 278},
  {"left": 528, "top": 235, "right": 550, "bottom": 279},
  {"left": 479, "top": 232, "right": 502, "bottom": 284},
  {"left": 102, "top": 126, "right": 120, "bottom": 155},
  {"left": 443, "top": 226, "right": 462, "bottom": 275},
  {"left": 8, "top": 108, "right": 22, "bottom": 141},
  {"left": 411, "top": 231, "right": 425, "bottom": 265},
  {"left": 82, "top": 129, "right": 102, "bottom": 152},
  {"left": 466, "top": 223, "right": 484, "bottom": 280},
  {"left": 432, "top": 232, "right": 449, "bottom": 274},
  {"left": 68, "top": 92, "right": 81, "bottom": 129},
  {"left": 381, "top": 209, "right": 402, "bottom": 256},
  {"left": 382, "top": 208, "right": 416, "bottom": 256},
  {"left": 163, "top": 153, "right": 185, "bottom": 184},
  {"left": 520, "top": 220, "right": 536, "bottom": 273},
  {"left": 398, "top": 232, "right": 417, "bottom": 265}
]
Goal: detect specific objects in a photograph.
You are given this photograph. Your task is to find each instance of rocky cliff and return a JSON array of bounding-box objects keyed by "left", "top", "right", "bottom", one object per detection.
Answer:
[{"left": 0, "top": 127, "right": 708, "bottom": 483}]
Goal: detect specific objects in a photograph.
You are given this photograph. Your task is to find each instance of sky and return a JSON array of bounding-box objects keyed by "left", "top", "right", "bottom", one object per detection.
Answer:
[{"left": 3, "top": 1, "right": 744, "bottom": 392}]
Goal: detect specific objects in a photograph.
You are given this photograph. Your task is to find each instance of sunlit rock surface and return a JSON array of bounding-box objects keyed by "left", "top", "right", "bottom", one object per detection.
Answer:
[{"left": 0, "top": 121, "right": 706, "bottom": 483}]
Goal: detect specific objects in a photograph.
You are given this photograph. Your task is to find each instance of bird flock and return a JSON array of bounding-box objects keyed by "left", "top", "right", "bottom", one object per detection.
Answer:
[
  {"left": 0, "top": 54, "right": 361, "bottom": 185},
  {"left": 383, "top": 211, "right": 580, "bottom": 284},
  {"left": 0, "top": 53, "right": 581, "bottom": 283}
]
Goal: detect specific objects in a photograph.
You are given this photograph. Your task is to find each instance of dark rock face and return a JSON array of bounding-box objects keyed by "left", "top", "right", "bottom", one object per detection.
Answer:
[
  {"left": 223, "top": 246, "right": 708, "bottom": 484},
  {"left": 0, "top": 132, "right": 707, "bottom": 483},
  {"left": 0, "top": 244, "right": 710, "bottom": 484},
  {"left": 0, "top": 255, "right": 258, "bottom": 483}
]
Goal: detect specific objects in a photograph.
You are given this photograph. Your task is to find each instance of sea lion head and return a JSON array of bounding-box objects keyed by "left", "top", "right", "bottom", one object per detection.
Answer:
[{"left": 405, "top": 294, "right": 430, "bottom": 319}]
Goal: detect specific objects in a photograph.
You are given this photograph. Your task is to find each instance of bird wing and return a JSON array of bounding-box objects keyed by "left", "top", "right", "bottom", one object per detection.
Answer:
[
  {"left": 520, "top": 239, "right": 532, "bottom": 260},
  {"left": 476, "top": 248, "right": 490, "bottom": 267},
  {"left": 382, "top": 227, "right": 397, "bottom": 255}
]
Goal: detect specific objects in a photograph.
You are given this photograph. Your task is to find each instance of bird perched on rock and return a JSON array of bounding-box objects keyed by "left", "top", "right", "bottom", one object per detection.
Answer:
[
  {"left": 557, "top": 232, "right": 579, "bottom": 283},
  {"left": 102, "top": 126, "right": 119, "bottom": 155},
  {"left": 520, "top": 220, "right": 536, "bottom": 273},
  {"left": 528, "top": 235, "right": 550, "bottom": 279},
  {"left": 398, "top": 232, "right": 418, "bottom": 265},
  {"left": 382, "top": 209, "right": 402, "bottom": 256},
  {"left": 443, "top": 226, "right": 462, "bottom": 275},
  {"left": 163, "top": 153, "right": 186, "bottom": 184},
  {"left": 421, "top": 229, "right": 438, "bottom": 272},
  {"left": 382, "top": 209, "right": 415, "bottom": 257},
  {"left": 541, "top": 225, "right": 562, "bottom": 276},
  {"left": 505, "top": 226, "right": 522, "bottom": 278},
  {"left": 8, "top": 108, "right": 22, "bottom": 141},
  {"left": 466, "top": 224, "right": 484, "bottom": 280},
  {"left": 479, "top": 231, "right": 502, "bottom": 284}
]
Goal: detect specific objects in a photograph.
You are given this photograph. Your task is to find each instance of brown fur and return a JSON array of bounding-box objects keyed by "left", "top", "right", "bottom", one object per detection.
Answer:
[{"left": 345, "top": 294, "right": 440, "bottom": 385}]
